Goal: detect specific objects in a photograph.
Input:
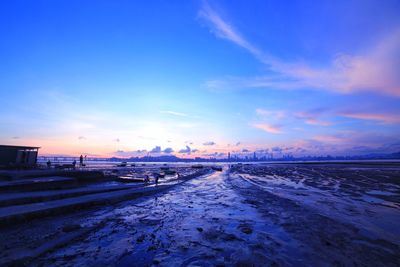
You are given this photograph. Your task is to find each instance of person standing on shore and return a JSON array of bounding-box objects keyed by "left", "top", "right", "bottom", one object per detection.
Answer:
[{"left": 79, "top": 155, "right": 83, "bottom": 167}]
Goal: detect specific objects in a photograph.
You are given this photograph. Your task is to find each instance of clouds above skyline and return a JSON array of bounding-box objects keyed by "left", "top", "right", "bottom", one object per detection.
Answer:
[
  {"left": 163, "top": 147, "right": 174, "bottom": 154},
  {"left": 150, "top": 146, "right": 162, "bottom": 153},
  {"left": 178, "top": 146, "right": 192, "bottom": 154}
]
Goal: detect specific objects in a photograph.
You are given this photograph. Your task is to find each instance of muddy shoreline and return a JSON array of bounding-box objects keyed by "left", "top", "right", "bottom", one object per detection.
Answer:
[
  {"left": 0, "top": 163, "right": 399, "bottom": 266},
  {"left": 229, "top": 175, "right": 399, "bottom": 266}
]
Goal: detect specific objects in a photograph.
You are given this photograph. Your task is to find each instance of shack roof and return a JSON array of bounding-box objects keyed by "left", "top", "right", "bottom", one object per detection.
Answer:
[{"left": 0, "top": 145, "right": 40, "bottom": 150}]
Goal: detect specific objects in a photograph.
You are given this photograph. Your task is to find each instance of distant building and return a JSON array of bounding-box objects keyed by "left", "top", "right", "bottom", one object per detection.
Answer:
[{"left": 0, "top": 145, "right": 40, "bottom": 168}]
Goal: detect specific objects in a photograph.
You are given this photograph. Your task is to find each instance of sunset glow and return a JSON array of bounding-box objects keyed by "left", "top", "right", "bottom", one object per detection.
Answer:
[{"left": 1, "top": 0, "right": 399, "bottom": 158}]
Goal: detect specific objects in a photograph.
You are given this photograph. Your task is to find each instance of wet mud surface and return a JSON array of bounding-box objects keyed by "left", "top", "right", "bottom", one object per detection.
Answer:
[
  {"left": 230, "top": 163, "right": 400, "bottom": 266},
  {"left": 1, "top": 163, "right": 399, "bottom": 266}
]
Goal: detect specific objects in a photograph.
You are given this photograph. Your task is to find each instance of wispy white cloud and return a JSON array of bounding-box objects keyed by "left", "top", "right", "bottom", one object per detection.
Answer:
[
  {"left": 198, "top": 1, "right": 267, "bottom": 63},
  {"left": 200, "top": 1, "right": 400, "bottom": 96},
  {"left": 160, "top": 110, "right": 189, "bottom": 117}
]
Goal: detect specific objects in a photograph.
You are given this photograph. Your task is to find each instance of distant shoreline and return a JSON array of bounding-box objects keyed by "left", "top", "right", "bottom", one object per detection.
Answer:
[{"left": 36, "top": 158, "right": 400, "bottom": 165}]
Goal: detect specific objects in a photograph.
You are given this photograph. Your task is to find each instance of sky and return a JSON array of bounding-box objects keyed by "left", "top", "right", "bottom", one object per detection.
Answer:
[{"left": 1, "top": 0, "right": 400, "bottom": 158}]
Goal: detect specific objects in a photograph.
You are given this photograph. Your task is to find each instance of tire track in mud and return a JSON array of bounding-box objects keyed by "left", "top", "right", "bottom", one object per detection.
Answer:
[{"left": 228, "top": 171, "right": 400, "bottom": 267}]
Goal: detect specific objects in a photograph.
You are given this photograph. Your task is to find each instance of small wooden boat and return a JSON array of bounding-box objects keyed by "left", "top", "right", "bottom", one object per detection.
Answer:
[{"left": 118, "top": 174, "right": 149, "bottom": 183}]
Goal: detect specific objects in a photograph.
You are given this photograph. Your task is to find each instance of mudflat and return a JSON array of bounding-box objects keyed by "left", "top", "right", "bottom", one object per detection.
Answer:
[{"left": 0, "top": 162, "right": 399, "bottom": 266}]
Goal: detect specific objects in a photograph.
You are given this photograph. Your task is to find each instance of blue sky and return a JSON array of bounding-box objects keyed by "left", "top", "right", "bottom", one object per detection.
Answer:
[{"left": 1, "top": 0, "right": 399, "bottom": 157}]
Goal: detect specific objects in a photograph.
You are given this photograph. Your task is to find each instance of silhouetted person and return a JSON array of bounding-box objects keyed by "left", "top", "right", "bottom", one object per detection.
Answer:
[
  {"left": 155, "top": 174, "right": 159, "bottom": 185},
  {"left": 47, "top": 160, "right": 51, "bottom": 169},
  {"left": 72, "top": 160, "right": 76, "bottom": 168},
  {"left": 79, "top": 155, "right": 83, "bottom": 166}
]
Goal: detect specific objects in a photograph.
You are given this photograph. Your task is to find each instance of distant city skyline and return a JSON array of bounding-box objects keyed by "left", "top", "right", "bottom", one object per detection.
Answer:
[
  {"left": 1, "top": 0, "right": 400, "bottom": 158},
  {"left": 36, "top": 150, "right": 400, "bottom": 162}
]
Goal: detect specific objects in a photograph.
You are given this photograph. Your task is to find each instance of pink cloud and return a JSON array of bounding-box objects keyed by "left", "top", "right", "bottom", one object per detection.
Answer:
[
  {"left": 294, "top": 111, "right": 332, "bottom": 126},
  {"left": 251, "top": 123, "right": 282, "bottom": 134},
  {"left": 339, "top": 112, "right": 400, "bottom": 124},
  {"left": 312, "top": 134, "right": 347, "bottom": 144},
  {"left": 256, "top": 108, "right": 286, "bottom": 119},
  {"left": 275, "top": 31, "right": 400, "bottom": 96},
  {"left": 304, "top": 119, "right": 332, "bottom": 126}
]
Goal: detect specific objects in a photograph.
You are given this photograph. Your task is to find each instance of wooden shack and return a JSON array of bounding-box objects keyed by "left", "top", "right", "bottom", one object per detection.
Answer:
[{"left": 0, "top": 145, "right": 40, "bottom": 168}]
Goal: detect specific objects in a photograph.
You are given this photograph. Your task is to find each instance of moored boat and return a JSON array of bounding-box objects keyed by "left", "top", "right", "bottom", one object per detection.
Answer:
[{"left": 117, "top": 174, "right": 149, "bottom": 183}]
